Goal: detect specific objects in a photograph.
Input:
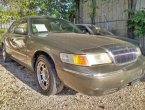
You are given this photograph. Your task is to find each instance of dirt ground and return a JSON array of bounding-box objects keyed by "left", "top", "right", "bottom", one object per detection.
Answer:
[{"left": 0, "top": 53, "right": 145, "bottom": 110}]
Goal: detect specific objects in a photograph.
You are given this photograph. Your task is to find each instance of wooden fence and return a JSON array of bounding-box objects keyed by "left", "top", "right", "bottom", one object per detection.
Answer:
[{"left": 80, "top": 0, "right": 145, "bottom": 37}]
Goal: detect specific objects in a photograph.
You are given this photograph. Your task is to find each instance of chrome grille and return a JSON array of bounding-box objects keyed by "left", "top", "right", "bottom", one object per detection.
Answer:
[{"left": 108, "top": 46, "right": 138, "bottom": 65}]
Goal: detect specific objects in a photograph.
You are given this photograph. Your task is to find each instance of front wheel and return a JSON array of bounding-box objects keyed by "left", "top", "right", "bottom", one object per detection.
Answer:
[{"left": 35, "top": 55, "right": 59, "bottom": 95}]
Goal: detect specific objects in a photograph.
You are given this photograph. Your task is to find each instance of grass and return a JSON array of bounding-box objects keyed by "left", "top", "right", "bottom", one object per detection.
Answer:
[{"left": 0, "top": 29, "right": 5, "bottom": 49}]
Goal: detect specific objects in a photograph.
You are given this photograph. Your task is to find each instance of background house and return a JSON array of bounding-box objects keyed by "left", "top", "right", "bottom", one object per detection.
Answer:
[{"left": 76, "top": 0, "right": 145, "bottom": 37}]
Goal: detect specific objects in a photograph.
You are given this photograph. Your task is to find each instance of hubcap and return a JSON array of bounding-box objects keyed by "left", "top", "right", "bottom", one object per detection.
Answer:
[
  {"left": 37, "top": 61, "right": 50, "bottom": 90},
  {"left": 2, "top": 48, "right": 6, "bottom": 61}
]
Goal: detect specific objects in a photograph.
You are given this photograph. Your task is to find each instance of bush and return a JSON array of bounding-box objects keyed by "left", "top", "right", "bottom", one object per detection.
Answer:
[
  {"left": 128, "top": 10, "right": 145, "bottom": 37},
  {"left": 128, "top": 10, "right": 145, "bottom": 51},
  {"left": 0, "top": 29, "right": 6, "bottom": 48},
  {"left": 0, "top": 29, "right": 5, "bottom": 34}
]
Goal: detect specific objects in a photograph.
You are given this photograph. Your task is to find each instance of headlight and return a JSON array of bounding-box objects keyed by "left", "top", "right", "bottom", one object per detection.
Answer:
[{"left": 60, "top": 53, "right": 112, "bottom": 66}]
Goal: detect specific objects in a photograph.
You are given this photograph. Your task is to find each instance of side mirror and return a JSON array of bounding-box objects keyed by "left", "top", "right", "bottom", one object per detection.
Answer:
[{"left": 14, "top": 27, "right": 26, "bottom": 35}]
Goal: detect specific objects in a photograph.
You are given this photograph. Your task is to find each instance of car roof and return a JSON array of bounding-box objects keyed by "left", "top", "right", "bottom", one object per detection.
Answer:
[
  {"left": 20, "top": 16, "right": 65, "bottom": 21},
  {"left": 27, "top": 16, "right": 53, "bottom": 19}
]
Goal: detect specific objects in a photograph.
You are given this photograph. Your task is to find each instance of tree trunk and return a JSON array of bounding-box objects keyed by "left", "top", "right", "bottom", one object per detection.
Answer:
[
  {"left": 128, "top": 0, "right": 137, "bottom": 38},
  {"left": 76, "top": 0, "right": 79, "bottom": 24},
  {"left": 128, "top": 0, "right": 137, "bottom": 18},
  {"left": 91, "top": 0, "right": 96, "bottom": 25},
  {"left": 76, "top": 0, "right": 84, "bottom": 24}
]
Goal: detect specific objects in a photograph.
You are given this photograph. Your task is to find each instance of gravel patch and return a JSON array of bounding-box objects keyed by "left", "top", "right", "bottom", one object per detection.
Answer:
[{"left": 0, "top": 53, "right": 145, "bottom": 110}]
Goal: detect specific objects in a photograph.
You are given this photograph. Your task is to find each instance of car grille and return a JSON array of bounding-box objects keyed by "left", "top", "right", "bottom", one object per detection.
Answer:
[{"left": 108, "top": 45, "right": 138, "bottom": 65}]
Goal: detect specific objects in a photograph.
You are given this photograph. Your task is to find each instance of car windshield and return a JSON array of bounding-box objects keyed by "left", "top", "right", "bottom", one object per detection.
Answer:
[
  {"left": 88, "top": 25, "right": 114, "bottom": 36},
  {"left": 31, "top": 18, "right": 81, "bottom": 34}
]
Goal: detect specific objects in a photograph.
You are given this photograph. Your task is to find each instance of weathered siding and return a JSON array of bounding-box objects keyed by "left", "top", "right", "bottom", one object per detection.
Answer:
[
  {"left": 81, "top": 0, "right": 145, "bottom": 37},
  {"left": 136, "top": 0, "right": 145, "bottom": 9},
  {"left": 82, "top": 0, "right": 128, "bottom": 36}
]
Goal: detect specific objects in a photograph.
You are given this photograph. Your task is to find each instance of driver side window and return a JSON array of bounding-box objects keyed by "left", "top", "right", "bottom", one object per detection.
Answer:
[{"left": 8, "top": 21, "right": 18, "bottom": 33}]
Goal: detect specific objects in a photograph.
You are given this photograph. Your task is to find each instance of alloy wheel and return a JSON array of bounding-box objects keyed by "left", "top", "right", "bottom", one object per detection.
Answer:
[{"left": 37, "top": 61, "right": 50, "bottom": 90}]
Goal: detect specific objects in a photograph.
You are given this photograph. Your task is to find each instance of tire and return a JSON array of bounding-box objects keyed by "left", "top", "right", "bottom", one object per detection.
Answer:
[
  {"left": 35, "top": 55, "right": 61, "bottom": 95},
  {"left": 56, "top": 79, "right": 64, "bottom": 94},
  {"left": 2, "top": 45, "right": 11, "bottom": 63}
]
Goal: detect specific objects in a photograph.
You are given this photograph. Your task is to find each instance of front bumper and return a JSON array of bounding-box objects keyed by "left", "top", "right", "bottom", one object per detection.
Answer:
[{"left": 56, "top": 56, "right": 145, "bottom": 96}]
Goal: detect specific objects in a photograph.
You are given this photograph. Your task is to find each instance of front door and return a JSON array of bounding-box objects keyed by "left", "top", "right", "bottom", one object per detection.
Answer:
[{"left": 8, "top": 20, "right": 28, "bottom": 63}]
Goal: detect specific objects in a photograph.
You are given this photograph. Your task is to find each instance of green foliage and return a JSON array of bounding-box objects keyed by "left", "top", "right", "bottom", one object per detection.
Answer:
[
  {"left": 36, "top": 0, "right": 75, "bottom": 20},
  {"left": 128, "top": 10, "right": 145, "bottom": 37},
  {"left": 1, "top": 0, "right": 75, "bottom": 21},
  {"left": 0, "top": 29, "right": 5, "bottom": 34},
  {"left": 0, "top": 6, "right": 9, "bottom": 23},
  {"left": 0, "top": 29, "right": 5, "bottom": 45},
  {"left": 0, "top": 2, "right": 20, "bottom": 22}
]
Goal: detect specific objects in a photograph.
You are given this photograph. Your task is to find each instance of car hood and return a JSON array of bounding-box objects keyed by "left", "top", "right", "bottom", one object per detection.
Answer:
[
  {"left": 110, "top": 35, "right": 139, "bottom": 46},
  {"left": 37, "top": 33, "right": 135, "bottom": 53}
]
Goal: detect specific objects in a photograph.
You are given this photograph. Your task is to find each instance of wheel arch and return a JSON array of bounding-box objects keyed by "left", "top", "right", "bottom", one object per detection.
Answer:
[{"left": 32, "top": 50, "right": 56, "bottom": 70}]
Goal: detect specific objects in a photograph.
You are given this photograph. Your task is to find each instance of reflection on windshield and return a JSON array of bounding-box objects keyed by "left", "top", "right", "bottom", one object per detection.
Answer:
[
  {"left": 31, "top": 18, "right": 81, "bottom": 34},
  {"left": 89, "top": 26, "right": 113, "bottom": 36}
]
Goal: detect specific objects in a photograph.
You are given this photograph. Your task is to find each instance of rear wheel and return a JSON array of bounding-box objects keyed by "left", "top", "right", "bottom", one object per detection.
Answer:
[
  {"left": 35, "top": 55, "right": 63, "bottom": 95},
  {"left": 2, "top": 45, "right": 11, "bottom": 62}
]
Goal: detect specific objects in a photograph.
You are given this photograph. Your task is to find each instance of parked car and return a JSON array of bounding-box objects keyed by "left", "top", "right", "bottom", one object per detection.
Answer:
[
  {"left": 76, "top": 24, "right": 140, "bottom": 47},
  {"left": 2, "top": 16, "right": 145, "bottom": 96}
]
